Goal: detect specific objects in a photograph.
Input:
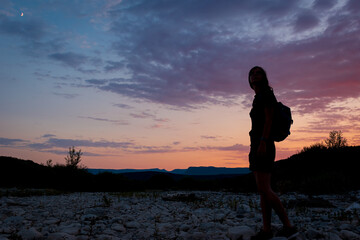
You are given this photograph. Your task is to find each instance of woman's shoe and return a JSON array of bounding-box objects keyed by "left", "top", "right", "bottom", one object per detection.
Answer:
[{"left": 251, "top": 229, "right": 273, "bottom": 240}]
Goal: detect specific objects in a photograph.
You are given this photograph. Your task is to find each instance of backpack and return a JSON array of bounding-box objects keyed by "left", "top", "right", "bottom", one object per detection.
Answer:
[{"left": 272, "top": 102, "right": 293, "bottom": 142}]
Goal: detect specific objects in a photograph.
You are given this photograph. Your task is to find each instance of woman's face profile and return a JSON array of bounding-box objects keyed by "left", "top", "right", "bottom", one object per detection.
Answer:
[{"left": 249, "top": 68, "right": 264, "bottom": 88}]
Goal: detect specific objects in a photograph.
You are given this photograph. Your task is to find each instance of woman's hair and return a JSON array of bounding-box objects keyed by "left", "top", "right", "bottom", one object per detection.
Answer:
[{"left": 248, "top": 66, "right": 272, "bottom": 91}]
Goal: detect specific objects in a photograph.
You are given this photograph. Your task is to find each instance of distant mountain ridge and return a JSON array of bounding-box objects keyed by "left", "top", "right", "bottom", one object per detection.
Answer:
[{"left": 87, "top": 166, "right": 250, "bottom": 175}]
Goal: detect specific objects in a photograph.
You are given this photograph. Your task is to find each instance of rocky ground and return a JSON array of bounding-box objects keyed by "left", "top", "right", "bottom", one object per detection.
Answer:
[{"left": 0, "top": 189, "right": 360, "bottom": 240}]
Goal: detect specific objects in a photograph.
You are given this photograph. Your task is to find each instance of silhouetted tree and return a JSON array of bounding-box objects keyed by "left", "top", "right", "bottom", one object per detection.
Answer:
[
  {"left": 65, "top": 146, "right": 84, "bottom": 169},
  {"left": 325, "top": 130, "right": 348, "bottom": 148},
  {"left": 46, "top": 159, "right": 53, "bottom": 167}
]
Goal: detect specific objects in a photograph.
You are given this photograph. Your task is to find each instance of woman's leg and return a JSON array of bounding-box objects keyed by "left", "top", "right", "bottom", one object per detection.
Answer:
[{"left": 254, "top": 171, "right": 292, "bottom": 230}]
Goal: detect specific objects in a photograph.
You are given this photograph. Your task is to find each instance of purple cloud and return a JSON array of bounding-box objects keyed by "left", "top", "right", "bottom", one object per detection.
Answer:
[
  {"left": 0, "top": 17, "right": 45, "bottom": 40},
  {"left": 79, "top": 0, "right": 359, "bottom": 113},
  {"left": 42, "top": 134, "right": 57, "bottom": 138},
  {"left": 28, "top": 138, "right": 134, "bottom": 150},
  {"left": 293, "top": 11, "right": 320, "bottom": 32},
  {"left": 0, "top": 15, "right": 64, "bottom": 55},
  {"left": 130, "top": 111, "right": 155, "bottom": 119},
  {"left": 104, "top": 61, "right": 125, "bottom": 72},
  {"left": 313, "top": 0, "right": 337, "bottom": 10},
  {"left": 201, "top": 136, "right": 218, "bottom": 140},
  {"left": 53, "top": 92, "right": 79, "bottom": 99},
  {"left": 49, "top": 52, "right": 90, "bottom": 68},
  {"left": 0, "top": 137, "right": 27, "bottom": 146},
  {"left": 79, "top": 116, "right": 129, "bottom": 125},
  {"left": 347, "top": 0, "right": 360, "bottom": 12},
  {"left": 113, "top": 103, "right": 134, "bottom": 109}
]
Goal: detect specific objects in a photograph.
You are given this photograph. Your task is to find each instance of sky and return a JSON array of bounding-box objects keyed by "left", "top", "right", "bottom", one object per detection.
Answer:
[{"left": 1, "top": 0, "right": 360, "bottom": 170}]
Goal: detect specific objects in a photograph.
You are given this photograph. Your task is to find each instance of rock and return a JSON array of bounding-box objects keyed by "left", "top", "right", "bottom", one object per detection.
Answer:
[
  {"left": 10, "top": 208, "right": 26, "bottom": 216},
  {"left": 43, "top": 218, "right": 60, "bottom": 225},
  {"left": 0, "top": 226, "right": 13, "bottom": 234},
  {"left": 286, "top": 197, "right": 335, "bottom": 208},
  {"left": 124, "top": 221, "right": 140, "bottom": 229},
  {"left": 157, "top": 222, "right": 173, "bottom": 233},
  {"left": 306, "top": 228, "right": 324, "bottom": 239},
  {"left": 340, "top": 223, "right": 353, "bottom": 230},
  {"left": 3, "top": 216, "right": 24, "bottom": 226},
  {"left": 340, "top": 230, "right": 360, "bottom": 240},
  {"left": 81, "top": 214, "right": 97, "bottom": 221},
  {"left": 327, "top": 232, "right": 342, "bottom": 240},
  {"left": 59, "top": 223, "right": 81, "bottom": 235},
  {"left": 179, "top": 223, "right": 191, "bottom": 232},
  {"left": 345, "top": 202, "right": 360, "bottom": 212},
  {"left": 162, "top": 193, "right": 202, "bottom": 202},
  {"left": 18, "top": 227, "right": 43, "bottom": 240},
  {"left": 111, "top": 223, "right": 126, "bottom": 232},
  {"left": 6, "top": 198, "right": 28, "bottom": 206},
  {"left": 137, "top": 228, "right": 153, "bottom": 239},
  {"left": 187, "top": 232, "right": 206, "bottom": 240},
  {"left": 47, "top": 232, "right": 77, "bottom": 240},
  {"left": 75, "top": 236, "right": 89, "bottom": 240},
  {"left": 227, "top": 226, "right": 255, "bottom": 240},
  {"left": 237, "top": 204, "right": 251, "bottom": 213},
  {"left": 95, "top": 234, "right": 121, "bottom": 240}
]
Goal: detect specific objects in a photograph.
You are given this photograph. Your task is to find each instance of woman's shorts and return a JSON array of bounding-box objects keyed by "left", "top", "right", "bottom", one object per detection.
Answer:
[{"left": 249, "top": 140, "right": 276, "bottom": 173}]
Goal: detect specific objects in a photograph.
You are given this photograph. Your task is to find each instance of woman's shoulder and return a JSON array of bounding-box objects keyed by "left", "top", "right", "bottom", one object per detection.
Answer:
[
  {"left": 255, "top": 89, "right": 277, "bottom": 106},
  {"left": 258, "top": 89, "right": 276, "bottom": 99}
]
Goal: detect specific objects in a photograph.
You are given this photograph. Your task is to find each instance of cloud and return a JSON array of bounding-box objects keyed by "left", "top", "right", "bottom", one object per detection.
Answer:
[
  {"left": 0, "top": 17, "right": 45, "bottom": 40},
  {"left": 48, "top": 52, "right": 103, "bottom": 73},
  {"left": 49, "top": 52, "right": 90, "bottom": 68},
  {"left": 104, "top": 60, "right": 125, "bottom": 72},
  {"left": 183, "top": 143, "right": 249, "bottom": 153},
  {"left": 133, "top": 142, "right": 249, "bottom": 154},
  {"left": 113, "top": 103, "right": 133, "bottom": 109},
  {"left": 26, "top": 138, "right": 135, "bottom": 153},
  {"left": 2, "top": 0, "right": 359, "bottom": 116},
  {"left": 130, "top": 111, "right": 155, "bottom": 119},
  {"left": 132, "top": 146, "right": 175, "bottom": 154},
  {"left": 53, "top": 92, "right": 79, "bottom": 99},
  {"left": 313, "top": 0, "right": 337, "bottom": 10},
  {"left": 201, "top": 136, "right": 218, "bottom": 140},
  {"left": 346, "top": 0, "right": 360, "bottom": 12},
  {"left": 42, "top": 134, "right": 57, "bottom": 138},
  {"left": 210, "top": 144, "right": 249, "bottom": 152},
  {"left": 0, "top": 137, "right": 27, "bottom": 146},
  {"left": 293, "top": 11, "right": 320, "bottom": 32},
  {"left": 2, "top": 133, "right": 249, "bottom": 157},
  {"left": 0, "top": 14, "right": 65, "bottom": 56},
  {"left": 79, "top": 116, "right": 129, "bottom": 125},
  {"left": 77, "top": 0, "right": 360, "bottom": 113}
]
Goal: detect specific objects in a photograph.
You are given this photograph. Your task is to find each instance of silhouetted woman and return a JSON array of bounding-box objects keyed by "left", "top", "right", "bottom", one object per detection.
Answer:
[{"left": 248, "top": 66, "right": 297, "bottom": 240}]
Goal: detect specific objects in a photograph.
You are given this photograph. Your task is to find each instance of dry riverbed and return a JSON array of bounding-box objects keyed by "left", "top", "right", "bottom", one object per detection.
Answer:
[{"left": 1, "top": 189, "right": 360, "bottom": 239}]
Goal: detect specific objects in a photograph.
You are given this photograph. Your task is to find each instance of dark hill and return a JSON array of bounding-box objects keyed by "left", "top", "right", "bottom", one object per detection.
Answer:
[
  {"left": 272, "top": 146, "right": 360, "bottom": 193},
  {"left": 1, "top": 146, "right": 359, "bottom": 193}
]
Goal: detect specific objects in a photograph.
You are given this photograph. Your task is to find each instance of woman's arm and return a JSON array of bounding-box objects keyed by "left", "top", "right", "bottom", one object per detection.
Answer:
[
  {"left": 262, "top": 106, "right": 274, "bottom": 140},
  {"left": 257, "top": 106, "right": 274, "bottom": 156}
]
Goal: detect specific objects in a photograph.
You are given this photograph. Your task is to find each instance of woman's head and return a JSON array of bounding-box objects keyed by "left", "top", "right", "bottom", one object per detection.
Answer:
[{"left": 248, "top": 66, "right": 270, "bottom": 91}]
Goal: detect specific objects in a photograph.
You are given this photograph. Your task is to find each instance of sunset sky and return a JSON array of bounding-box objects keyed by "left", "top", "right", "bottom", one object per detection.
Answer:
[{"left": 1, "top": 0, "right": 360, "bottom": 170}]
